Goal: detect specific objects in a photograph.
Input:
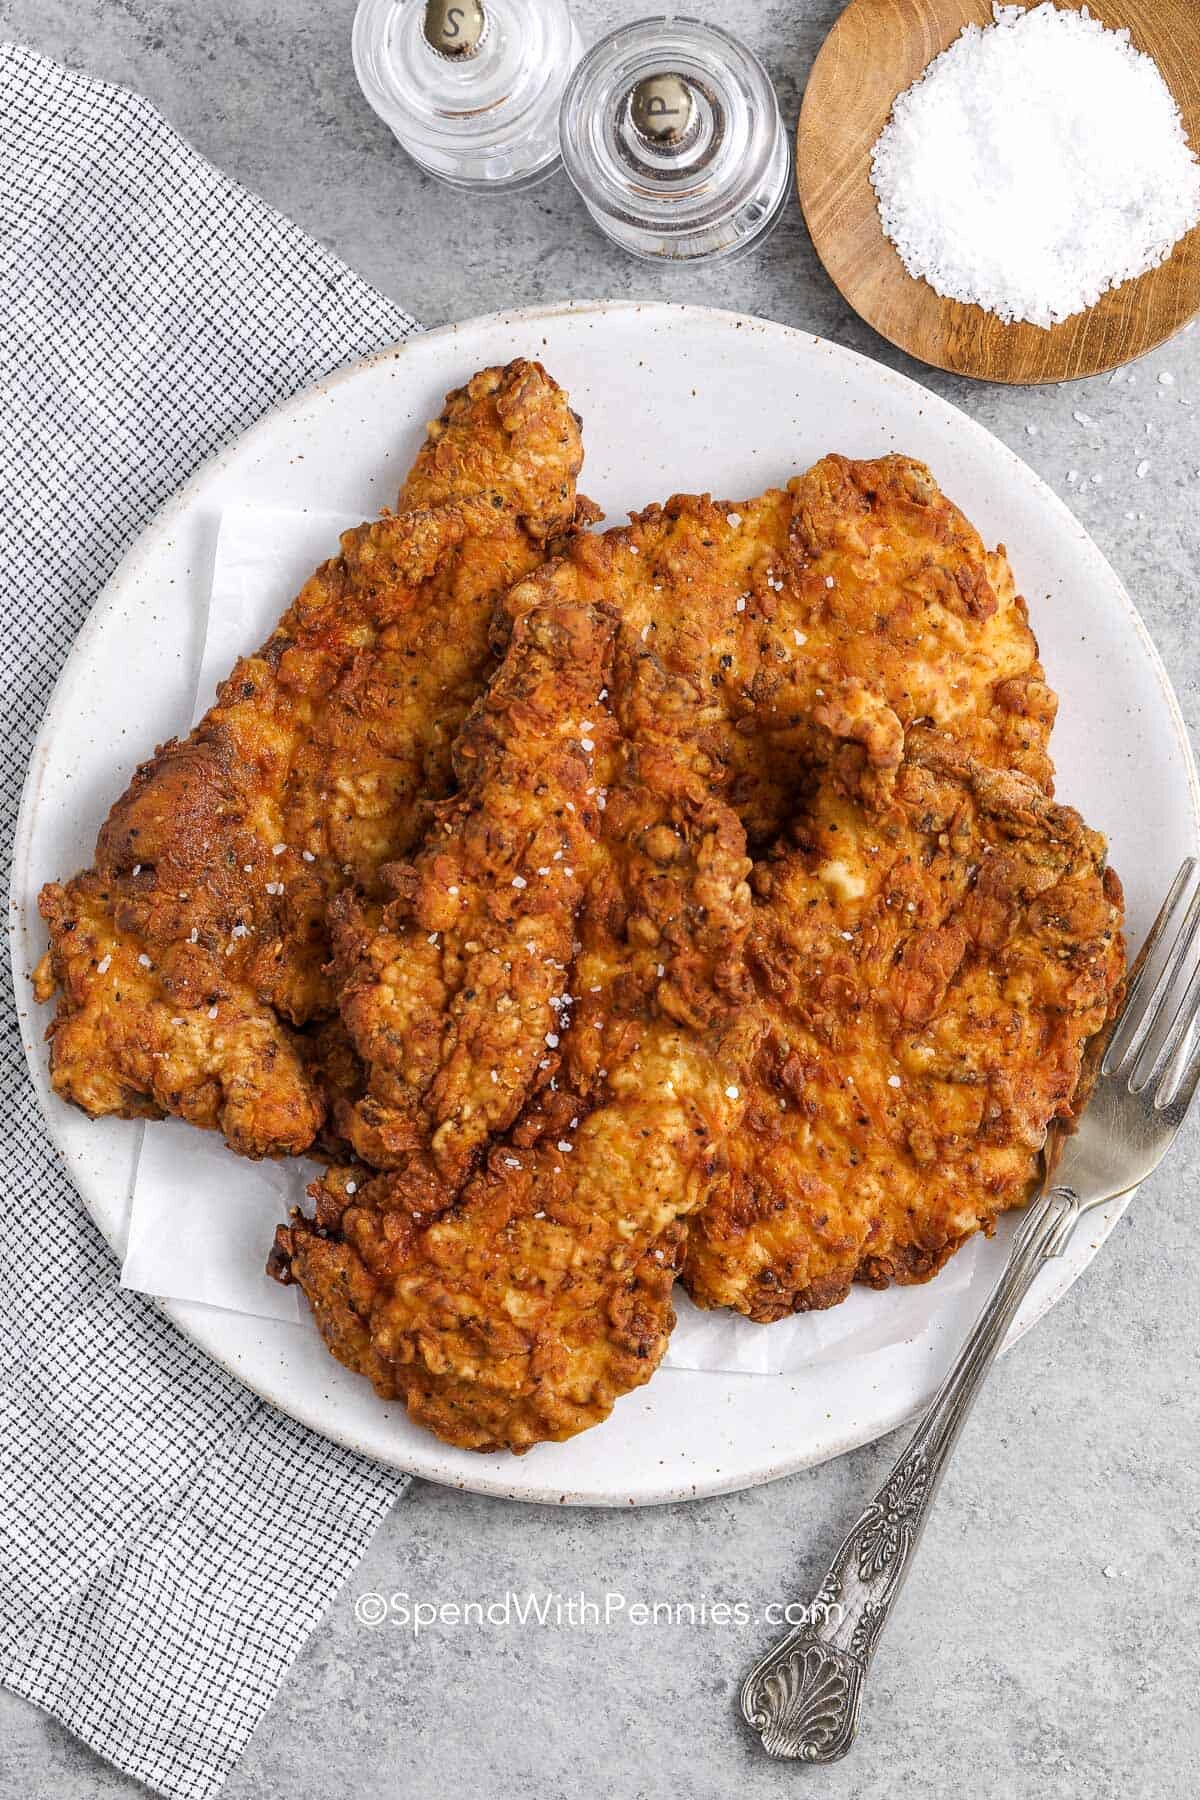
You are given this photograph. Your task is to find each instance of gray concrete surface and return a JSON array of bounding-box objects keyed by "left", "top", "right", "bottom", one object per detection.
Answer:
[{"left": 2, "top": 1, "right": 1199, "bottom": 1795}]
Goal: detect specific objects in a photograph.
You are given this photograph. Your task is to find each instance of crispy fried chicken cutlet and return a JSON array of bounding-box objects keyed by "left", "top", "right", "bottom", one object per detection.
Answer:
[
  {"left": 330, "top": 453, "right": 1057, "bottom": 1171},
  {"left": 34, "top": 361, "right": 584, "bottom": 1158},
  {"left": 275, "top": 592, "right": 758, "bottom": 1451},
  {"left": 273, "top": 455, "right": 1122, "bottom": 1452},
  {"left": 682, "top": 731, "right": 1124, "bottom": 1319}
]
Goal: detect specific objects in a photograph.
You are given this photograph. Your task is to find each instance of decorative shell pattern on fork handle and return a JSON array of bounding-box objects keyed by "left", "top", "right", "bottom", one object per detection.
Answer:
[{"left": 741, "top": 1184, "right": 1080, "bottom": 1762}]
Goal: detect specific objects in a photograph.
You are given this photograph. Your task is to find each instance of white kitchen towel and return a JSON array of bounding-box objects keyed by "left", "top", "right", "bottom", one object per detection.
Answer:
[{"left": 0, "top": 42, "right": 418, "bottom": 1799}]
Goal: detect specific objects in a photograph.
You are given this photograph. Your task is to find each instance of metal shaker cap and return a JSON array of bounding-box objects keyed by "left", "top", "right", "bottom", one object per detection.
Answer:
[
  {"left": 422, "top": 0, "right": 487, "bottom": 59},
  {"left": 629, "top": 72, "right": 697, "bottom": 148}
]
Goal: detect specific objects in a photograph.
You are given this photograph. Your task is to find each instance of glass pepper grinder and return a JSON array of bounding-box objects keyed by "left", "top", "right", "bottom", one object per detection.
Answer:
[
  {"left": 352, "top": 0, "right": 582, "bottom": 191},
  {"left": 559, "top": 15, "right": 790, "bottom": 263}
]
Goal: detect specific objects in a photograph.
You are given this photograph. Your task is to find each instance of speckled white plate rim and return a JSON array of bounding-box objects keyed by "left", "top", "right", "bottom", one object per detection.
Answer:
[{"left": 11, "top": 298, "right": 1199, "bottom": 1506}]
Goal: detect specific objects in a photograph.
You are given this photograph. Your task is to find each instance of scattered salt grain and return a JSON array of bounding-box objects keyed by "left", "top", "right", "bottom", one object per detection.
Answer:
[
  {"left": 302, "top": 849, "right": 316, "bottom": 862},
  {"left": 512, "top": 874, "right": 527, "bottom": 889},
  {"left": 207, "top": 1005, "right": 218, "bottom": 1019},
  {"left": 887, "top": 1074, "right": 902, "bottom": 1089},
  {"left": 96, "top": 954, "right": 112, "bottom": 974},
  {"left": 725, "top": 1085, "right": 739, "bottom": 1100},
  {"left": 272, "top": 843, "right": 286, "bottom": 856},
  {"left": 1136, "top": 459, "right": 1151, "bottom": 478},
  {"left": 726, "top": 511, "right": 742, "bottom": 528},
  {"left": 137, "top": 953, "right": 152, "bottom": 968},
  {"left": 1073, "top": 411, "right": 1096, "bottom": 428},
  {"left": 1158, "top": 370, "right": 1175, "bottom": 385},
  {"left": 869, "top": 3, "right": 1200, "bottom": 327}
]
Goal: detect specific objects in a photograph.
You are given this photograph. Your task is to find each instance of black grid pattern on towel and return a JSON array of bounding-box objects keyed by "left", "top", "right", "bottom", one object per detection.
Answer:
[{"left": 0, "top": 42, "right": 415, "bottom": 1800}]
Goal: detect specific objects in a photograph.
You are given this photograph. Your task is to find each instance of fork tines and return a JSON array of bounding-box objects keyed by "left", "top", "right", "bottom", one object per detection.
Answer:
[{"left": 1103, "top": 856, "right": 1200, "bottom": 1114}]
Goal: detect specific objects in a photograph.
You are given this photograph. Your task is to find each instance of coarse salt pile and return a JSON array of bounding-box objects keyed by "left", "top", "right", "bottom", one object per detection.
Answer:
[{"left": 869, "top": 3, "right": 1200, "bottom": 328}]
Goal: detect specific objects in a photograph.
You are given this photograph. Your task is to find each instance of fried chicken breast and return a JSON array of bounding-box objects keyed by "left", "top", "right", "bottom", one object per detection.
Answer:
[
  {"left": 34, "top": 360, "right": 584, "bottom": 1157},
  {"left": 274, "top": 455, "right": 1120, "bottom": 1453},
  {"left": 683, "top": 731, "right": 1125, "bottom": 1319},
  {"left": 330, "top": 453, "right": 1056, "bottom": 1170},
  {"left": 275, "top": 593, "right": 756, "bottom": 1451}
]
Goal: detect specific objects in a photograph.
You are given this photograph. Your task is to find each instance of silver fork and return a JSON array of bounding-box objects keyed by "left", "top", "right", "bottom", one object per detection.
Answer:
[{"left": 741, "top": 855, "right": 1200, "bottom": 1765}]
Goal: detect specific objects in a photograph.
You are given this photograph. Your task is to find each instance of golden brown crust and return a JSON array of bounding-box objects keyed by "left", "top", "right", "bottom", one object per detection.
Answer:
[
  {"left": 35, "top": 360, "right": 584, "bottom": 1157},
  {"left": 278, "top": 587, "right": 759, "bottom": 1452},
  {"left": 329, "top": 452, "right": 1058, "bottom": 1173},
  {"left": 330, "top": 600, "right": 620, "bottom": 1177},
  {"left": 682, "top": 731, "right": 1125, "bottom": 1320},
  {"left": 275, "top": 454, "right": 1121, "bottom": 1454}
]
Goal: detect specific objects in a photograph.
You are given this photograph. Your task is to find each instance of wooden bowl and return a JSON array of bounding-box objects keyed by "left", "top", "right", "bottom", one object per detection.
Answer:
[{"left": 797, "top": 0, "right": 1200, "bottom": 383}]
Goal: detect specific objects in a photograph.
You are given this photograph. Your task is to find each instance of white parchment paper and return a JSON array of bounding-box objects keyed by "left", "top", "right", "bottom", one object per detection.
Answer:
[{"left": 120, "top": 505, "right": 983, "bottom": 1373}]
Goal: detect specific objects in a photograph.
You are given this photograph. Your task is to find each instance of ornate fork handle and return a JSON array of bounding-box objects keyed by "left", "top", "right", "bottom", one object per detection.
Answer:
[{"left": 741, "top": 1184, "right": 1080, "bottom": 1763}]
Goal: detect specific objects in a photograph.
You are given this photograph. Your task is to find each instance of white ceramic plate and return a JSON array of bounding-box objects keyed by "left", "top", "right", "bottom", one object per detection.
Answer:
[{"left": 12, "top": 302, "right": 1198, "bottom": 1506}]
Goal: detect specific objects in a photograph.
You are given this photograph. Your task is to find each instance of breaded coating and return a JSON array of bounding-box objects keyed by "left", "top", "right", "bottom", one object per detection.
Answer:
[
  {"left": 274, "top": 455, "right": 1118, "bottom": 1454},
  {"left": 683, "top": 731, "right": 1125, "bottom": 1319},
  {"left": 331, "top": 601, "right": 618, "bottom": 1178},
  {"left": 331, "top": 453, "right": 1056, "bottom": 1168},
  {"left": 274, "top": 591, "right": 759, "bottom": 1451},
  {"left": 34, "top": 361, "right": 584, "bottom": 1157}
]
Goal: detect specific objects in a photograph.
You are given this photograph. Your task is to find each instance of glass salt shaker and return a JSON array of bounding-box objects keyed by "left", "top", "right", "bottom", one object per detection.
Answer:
[
  {"left": 559, "top": 15, "right": 790, "bottom": 262},
  {"left": 352, "top": 0, "right": 582, "bottom": 191}
]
